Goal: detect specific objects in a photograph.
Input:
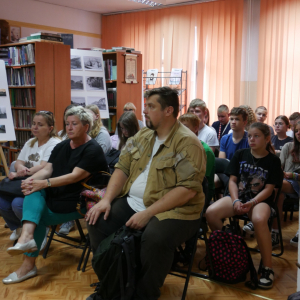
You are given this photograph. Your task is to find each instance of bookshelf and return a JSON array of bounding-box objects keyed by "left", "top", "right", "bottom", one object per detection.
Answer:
[
  {"left": 103, "top": 52, "right": 142, "bottom": 133},
  {"left": 0, "top": 41, "right": 71, "bottom": 171}
]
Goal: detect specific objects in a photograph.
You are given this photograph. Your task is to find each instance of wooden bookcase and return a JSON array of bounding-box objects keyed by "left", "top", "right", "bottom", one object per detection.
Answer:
[
  {"left": 0, "top": 41, "right": 71, "bottom": 170},
  {"left": 103, "top": 52, "right": 142, "bottom": 133}
]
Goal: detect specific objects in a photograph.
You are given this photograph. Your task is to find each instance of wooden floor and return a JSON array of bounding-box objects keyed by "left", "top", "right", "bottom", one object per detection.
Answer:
[{"left": 0, "top": 212, "right": 298, "bottom": 300}]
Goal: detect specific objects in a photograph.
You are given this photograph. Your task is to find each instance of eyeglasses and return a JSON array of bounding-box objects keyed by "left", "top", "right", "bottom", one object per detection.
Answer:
[
  {"left": 39, "top": 110, "right": 53, "bottom": 116},
  {"left": 124, "top": 109, "right": 134, "bottom": 112}
]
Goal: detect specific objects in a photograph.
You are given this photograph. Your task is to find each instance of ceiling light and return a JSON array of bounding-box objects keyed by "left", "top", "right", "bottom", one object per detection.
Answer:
[{"left": 128, "top": 0, "right": 163, "bottom": 7}]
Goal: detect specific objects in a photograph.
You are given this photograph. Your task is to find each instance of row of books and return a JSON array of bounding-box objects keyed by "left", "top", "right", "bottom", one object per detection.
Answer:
[
  {"left": 107, "top": 88, "right": 117, "bottom": 107},
  {"left": 10, "top": 89, "right": 36, "bottom": 107},
  {"left": 104, "top": 59, "right": 117, "bottom": 80},
  {"left": 7, "top": 67, "right": 35, "bottom": 86},
  {"left": 2, "top": 44, "right": 35, "bottom": 66},
  {"left": 12, "top": 109, "right": 35, "bottom": 129},
  {"left": 12, "top": 131, "right": 32, "bottom": 149},
  {"left": 103, "top": 47, "right": 141, "bottom": 54}
]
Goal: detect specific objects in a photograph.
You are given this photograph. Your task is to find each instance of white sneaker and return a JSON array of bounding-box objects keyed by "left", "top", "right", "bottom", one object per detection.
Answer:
[
  {"left": 10, "top": 228, "right": 22, "bottom": 241},
  {"left": 40, "top": 227, "right": 50, "bottom": 252},
  {"left": 58, "top": 221, "right": 75, "bottom": 235}
]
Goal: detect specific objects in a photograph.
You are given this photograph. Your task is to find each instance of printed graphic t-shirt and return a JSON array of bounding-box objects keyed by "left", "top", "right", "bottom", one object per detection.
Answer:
[{"left": 226, "top": 149, "right": 282, "bottom": 205}]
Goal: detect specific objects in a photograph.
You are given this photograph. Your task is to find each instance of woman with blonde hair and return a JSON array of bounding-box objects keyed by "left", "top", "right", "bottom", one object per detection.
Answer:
[
  {"left": 239, "top": 105, "right": 257, "bottom": 131},
  {"left": 86, "top": 104, "right": 112, "bottom": 154}
]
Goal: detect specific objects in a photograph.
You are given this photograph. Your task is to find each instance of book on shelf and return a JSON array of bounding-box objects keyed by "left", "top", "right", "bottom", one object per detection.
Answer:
[
  {"left": 30, "top": 32, "right": 61, "bottom": 37},
  {"left": 112, "top": 46, "right": 135, "bottom": 51},
  {"left": 10, "top": 89, "right": 36, "bottom": 107},
  {"left": 14, "top": 131, "right": 32, "bottom": 149},
  {"left": 12, "top": 109, "right": 35, "bottom": 129},
  {"left": 107, "top": 88, "right": 117, "bottom": 107},
  {"left": 28, "top": 35, "right": 63, "bottom": 42},
  {"left": 6, "top": 44, "right": 35, "bottom": 66},
  {"left": 77, "top": 47, "right": 105, "bottom": 51},
  {"left": 104, "top": 59, "right": 117, "bottom": 80},
  {"left": 6, "top": 67, "right": 35, "bottom": 86}
]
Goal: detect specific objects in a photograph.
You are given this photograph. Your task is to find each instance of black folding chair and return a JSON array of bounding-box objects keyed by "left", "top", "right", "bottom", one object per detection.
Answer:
[
  {"left": 283, "top": 193, "right": 299, "bottom": 222},
  {"left": 169, "top": 177, "right": 212, "bottom": 299}
]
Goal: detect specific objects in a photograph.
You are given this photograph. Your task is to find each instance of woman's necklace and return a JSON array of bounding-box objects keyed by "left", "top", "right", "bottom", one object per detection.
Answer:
[{"left": 251, "top": 151, "right": 262, "bottom": 167}]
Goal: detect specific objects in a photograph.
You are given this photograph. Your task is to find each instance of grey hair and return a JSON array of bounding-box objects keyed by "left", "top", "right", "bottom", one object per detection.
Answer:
[{"left": 64, "top": 106, "right": 93, "bottom": 133}]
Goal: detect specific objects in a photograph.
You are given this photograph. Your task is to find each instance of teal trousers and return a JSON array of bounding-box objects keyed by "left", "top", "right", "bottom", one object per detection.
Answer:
[{"left": 22, "top": 189, "right": 86, "bottom": 257}]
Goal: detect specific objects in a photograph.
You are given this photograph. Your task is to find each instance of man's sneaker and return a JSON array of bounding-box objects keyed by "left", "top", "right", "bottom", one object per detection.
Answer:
[
  {"left": 40, "top": 227, "right": 50, "bottom": 251},
  {"left": 9, "top": 228, "right": 22, "bottom": 241},
  {"left": 290, "top": 231, "right": 299, "bottom": 247},
  {"left": 58, "top": 221, "right": 75, "bottom": 235},
  {"left": 271, "top": 231, "right": 280, "bottom": 249},
  {"left": 258, "top": 266, "right": 274, "bottom": 289},
  {"left": 243, "top": 222, "right": 255, "bottom": 234}
]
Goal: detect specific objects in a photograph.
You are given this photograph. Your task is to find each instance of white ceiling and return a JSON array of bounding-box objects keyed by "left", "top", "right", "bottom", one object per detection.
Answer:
[{"left": 34, "top": 0, "right": 205, "bottom": 14}]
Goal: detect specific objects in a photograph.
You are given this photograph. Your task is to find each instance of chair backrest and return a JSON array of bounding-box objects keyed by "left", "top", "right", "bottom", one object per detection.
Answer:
[
  {"left": 201, "top": 177, "right": 210, "bottom": 215},
  {"left": 214, "top": 158, "right": 230, "bottom": 174}
]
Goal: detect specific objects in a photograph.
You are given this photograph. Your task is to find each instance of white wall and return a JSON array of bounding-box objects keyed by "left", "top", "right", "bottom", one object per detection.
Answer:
[{"left": 0, "top": 0, "right": 102, "bottom": 48}]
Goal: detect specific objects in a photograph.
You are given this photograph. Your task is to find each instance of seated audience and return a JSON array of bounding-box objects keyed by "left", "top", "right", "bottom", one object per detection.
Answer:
[
  {"left": 271, "top": 115, "right": 293, "bottom": 155},
  {"left": 2, "top": 106, "right": 108, "bottom": 285},
  {"left": 86, "top": 104, "right": 112, "bottom": 154},
  {"left": 212, "top": 104, "right": 231, "bottom": 141},
  {"left": 273, "top": 121, "right": 300, "bottom": 248},
  {"left": 189, "top": 99, "right": 219, "bottom": 152},
  {"left": 0, "top": 111, "right": 60, "bottom": 243},
  {"left": 255, "top": 106, "right": 275, "bottom": 137},
  {"left": 86, "top": 87, "right": 206, "bottom": 300},
  {"left": 287, "top": 112, "right": 300, "bottom": 138},
  {"left": 206, "top": 122, "right": 283, "bottom": 289},
  {"left": 239, "top": 105, "right": 257, "bottom": 131},
  {"left": 219, "top": 107, "right": 249, "bottom": 160},
  {"left": 179, "top": 113, "right": 215, "bottom": 202},
  {"left": 111, "top": 111, "right": 140, "bottom": 150}
]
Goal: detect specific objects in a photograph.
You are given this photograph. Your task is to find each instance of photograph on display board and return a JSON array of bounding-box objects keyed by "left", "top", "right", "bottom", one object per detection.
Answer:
[
  {"left": 86, "top": 77, "right": 104, "bottom": 91},
  {"left": 87, "top": 96, "right": 107, "bottom": 111},
  {"left": 0, "top": 89, "right": 6, "bottom": 96},
  {"left": 0, "top": 125, "right": 6, "bottom": 133},
  {"left": 71, "top": 56, "right": 82, "bottom": 70},
  {"left": 0, "top": 107, "right": 7, "bottom": 119},
  {"left": 83, "top": 56, "right": 103, "bottom": 71},
  {"left": 10, "top": 26, "right": 21, "bottom": 42},
  {"left": 71, "top": 76, "right": 84, "bottom": 90},
  {"left": 71, "top": 97, "right": 86, "bottom": 107}
]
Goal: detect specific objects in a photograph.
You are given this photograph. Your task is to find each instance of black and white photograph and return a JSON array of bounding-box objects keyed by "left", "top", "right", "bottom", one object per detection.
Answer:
[
  {"left": 0, "top": 89, "right": 6, "bottom": 96},
  {"left": 71, "top": 97, "right": 86, "bottom": 107},
  {"left": 71, "top": 56, "right": 82, "bottom": 70},
  {"left": 83, "top": 56, "right": 103, "bottom": 71},
  {"left": 87, "top": 96, "right": 107, "bottom": 111},
  {"left": 71, "top": 76, "right": 84, "bottom": 90},
  {"left": 0, "top": 107, "right": 7, "bottom": 119},
  {"left": 0, "top": 125, "right": 6, "bottom": 133},
  {"left": 86, "top": 77, "right": 104, "bottom": 91}
]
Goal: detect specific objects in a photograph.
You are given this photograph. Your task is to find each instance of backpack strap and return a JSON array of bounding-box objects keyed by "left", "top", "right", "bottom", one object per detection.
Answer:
[{"left": 240, "top": 238, "right": 258, "bottom": 290}]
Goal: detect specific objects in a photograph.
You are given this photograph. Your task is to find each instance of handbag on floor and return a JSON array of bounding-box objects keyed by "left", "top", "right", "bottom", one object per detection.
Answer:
[
  {"left": 0, "top": 176, "right": 28, "bottom": 197},
  {"left": 76, "top": 171, "right": 111, "bottom": 217}
]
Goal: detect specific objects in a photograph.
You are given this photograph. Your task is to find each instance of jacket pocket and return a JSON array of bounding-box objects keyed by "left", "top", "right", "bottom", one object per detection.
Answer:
[
  {"left": 156, "top": 158, "right": 177, "bottom": 189},
  {"left": 129, "top": 147, "right": 141, "bottom": 173}
]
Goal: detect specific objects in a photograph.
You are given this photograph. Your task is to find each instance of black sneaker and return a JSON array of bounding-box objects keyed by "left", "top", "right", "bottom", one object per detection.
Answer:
[
  {"left": 290, "top": 231, "right": 299, "bottom": 247},
  {"left": 258, "top": 266, "right": 274, "bottom": 289},
  {"left": 271, "top": 231, "right": 280, "bottom": 249},
  {"left": 243, "top": 222, "right": 254, "bottom": 234}
]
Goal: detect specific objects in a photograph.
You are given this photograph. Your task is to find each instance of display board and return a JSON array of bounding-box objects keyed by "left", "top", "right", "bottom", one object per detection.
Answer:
[
  {"left": 0, "top": 60, "right": 16, "bottom": 141},
  {"left": 70, "top": 49, "right": 109, "bottom": 119}
]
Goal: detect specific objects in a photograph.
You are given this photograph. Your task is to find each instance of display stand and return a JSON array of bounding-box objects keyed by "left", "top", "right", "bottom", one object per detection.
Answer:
[{"left": 143, "top": 71, "right": 187, "bottom": 115}]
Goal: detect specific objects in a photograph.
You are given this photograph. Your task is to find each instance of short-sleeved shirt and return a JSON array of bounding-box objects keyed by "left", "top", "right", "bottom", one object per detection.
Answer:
[
  {"left": 197, "top": 125, "right": 219, "bottom": 147},
  {"left": 280, "top": 142, "right": 300, "bottom": 173},
  {"left": 94, "top": 126, "right": 112, "bottom": 154},
  {"left": 115, "top": 121, "right": 207, "bottom": 221},
  {"left": 46, "top": 139, "right": 108, "bottom": 213},
  {"left": 201, "top": 141, "right": 215, "bottom": 201},
  {"left": 212, "top": 121, "right": 231, "bottom": 140},
  {"left": 271, "top": 135, "right": 293, "bottom": 151},
  {"left": 18, "top": 137, "right": 61, "bottom": 168},
  {"left": 220, "top": 132, "right": 249, "bottom": 160},
  {"left": 226, "top": 149, "right": 282, "bottom": 205}
]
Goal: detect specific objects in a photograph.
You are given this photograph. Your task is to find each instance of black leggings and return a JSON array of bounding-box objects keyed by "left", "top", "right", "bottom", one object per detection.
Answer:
[{"left": 87, "top": 197, "right": 200, "bottom": 300}]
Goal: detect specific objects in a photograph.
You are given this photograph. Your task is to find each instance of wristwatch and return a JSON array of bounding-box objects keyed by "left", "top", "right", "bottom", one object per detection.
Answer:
[{"left": 47, "top": 179, "right": 51, "bottom": 187}]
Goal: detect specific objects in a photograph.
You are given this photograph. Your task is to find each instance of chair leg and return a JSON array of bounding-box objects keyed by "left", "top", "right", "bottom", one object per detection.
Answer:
[
  {"left": 75, "top": 219, "right": 86, "bottom": 243},
  {"left": 43, "top": 225, "right": 56, "bottom": 259},
  {"left": 77, "top": 236, "right": 89, "bottom": 271},
  {"left": 82, "top": 244, "right": 92, "bottom": 272}
]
